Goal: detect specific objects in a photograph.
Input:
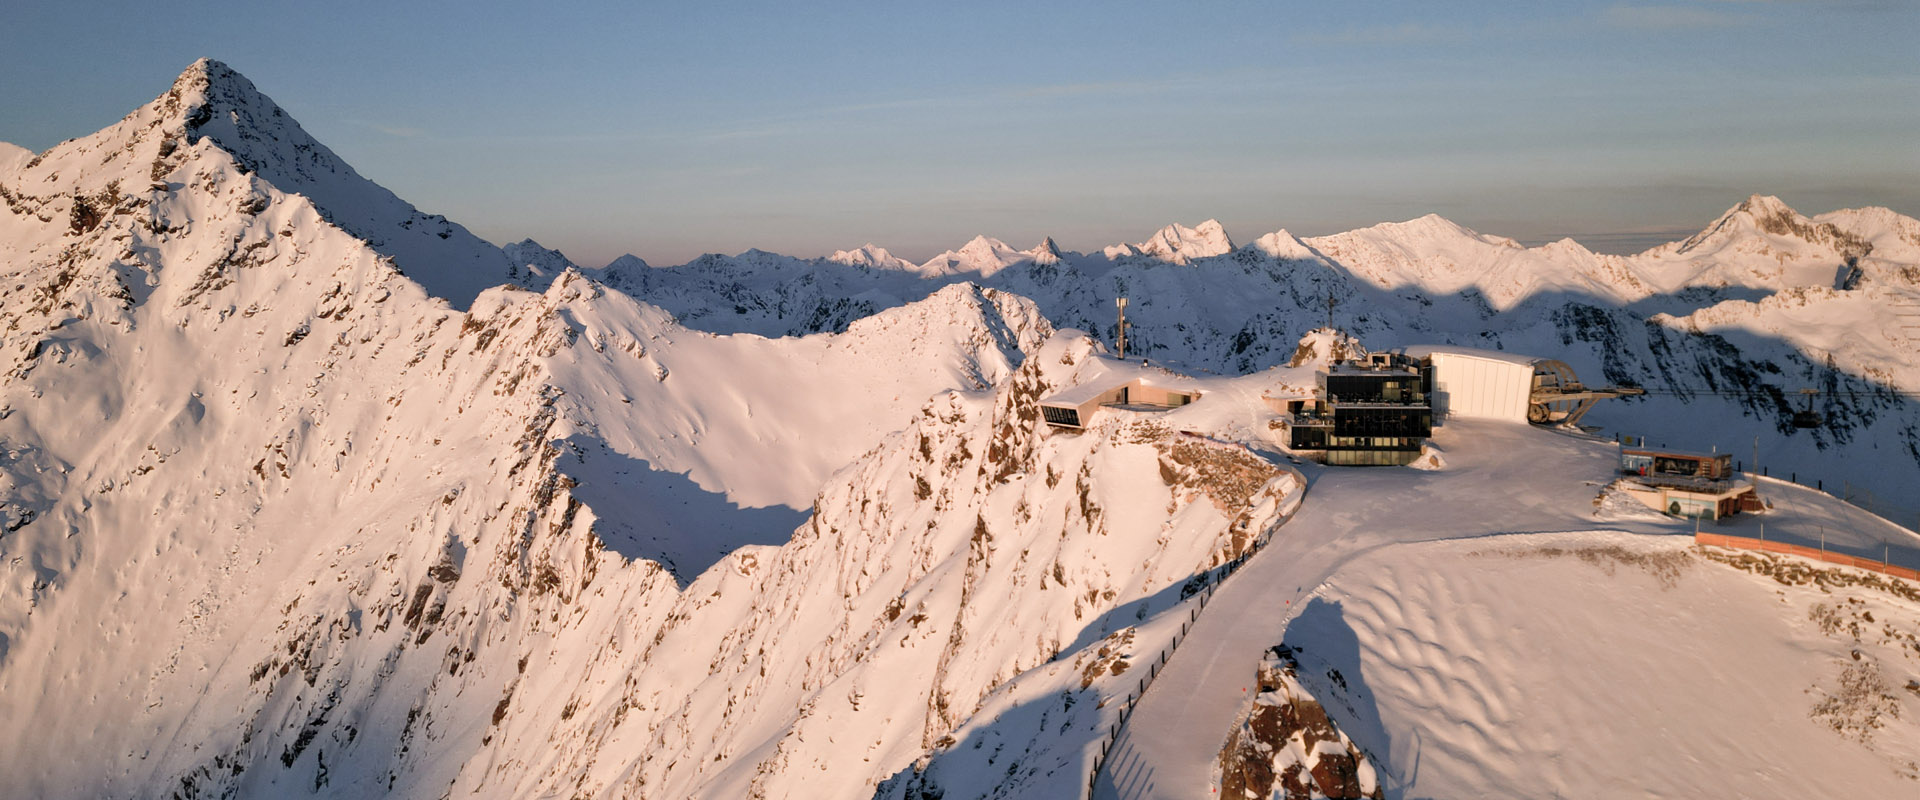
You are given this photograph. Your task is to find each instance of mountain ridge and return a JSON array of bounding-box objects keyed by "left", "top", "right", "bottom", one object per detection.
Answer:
[
  {"left": 5, "top": 58, "right": 1920, "bottom": 800},
  {"left": 0, "top": 58, "right": 535, "bottom": 308}
]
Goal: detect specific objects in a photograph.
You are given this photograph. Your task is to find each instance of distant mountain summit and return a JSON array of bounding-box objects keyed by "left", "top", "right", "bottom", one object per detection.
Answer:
[
  {"left": 7, "top": 57, "right": 1920, "bottom": 800},
  {"left": 1638, "top": 194, "right": 1877, "bottom": 293},
  {"left": 1104, "top": 219, "right": 1235, "bottom": 264},
  {"left": 502, "top": 238, "right": 578, "bottom": 285},
  {"left": 919, "top": 235, "right": 1052, "bottom": 277},
  {"left": 1669, "top": 194, "right": 1843, "bottom": 257},
  {"left": 828, "top": 242, "right": 918, "bottom": 271}
]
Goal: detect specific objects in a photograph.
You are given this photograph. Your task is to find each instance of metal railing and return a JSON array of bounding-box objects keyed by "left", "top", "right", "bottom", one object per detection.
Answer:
[
  {"left": 1083, "top": 458, "right": 1307, "bottom": 799},
  {"left": 1621, "top": 472, "right": 1745, "bottom": 495}
]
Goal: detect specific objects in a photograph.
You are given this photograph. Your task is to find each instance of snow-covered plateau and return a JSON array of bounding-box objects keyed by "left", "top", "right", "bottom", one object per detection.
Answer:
[{"left": 3, "top": 59, "right": 1920, "bottom": 799}]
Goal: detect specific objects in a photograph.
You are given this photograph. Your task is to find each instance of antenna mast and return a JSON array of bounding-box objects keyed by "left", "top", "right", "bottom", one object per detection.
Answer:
[
  {"left": 1115, "top": 296, "right": 1129, "bottom": 359},
  {"left": 1325, "top": 290, "right": 1343, "bottom": 364}
]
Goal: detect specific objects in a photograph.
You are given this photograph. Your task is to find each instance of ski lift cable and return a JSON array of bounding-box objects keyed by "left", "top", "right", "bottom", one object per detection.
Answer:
[{"left": 1628, "top": 388, "right": 1920, "bottom": 399}]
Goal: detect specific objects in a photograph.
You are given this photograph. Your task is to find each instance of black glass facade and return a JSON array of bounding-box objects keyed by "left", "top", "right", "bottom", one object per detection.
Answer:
[
  {"left": 1325, "top": 372, "right": 1427, "bottom": 405},
  {"left": 1291, "top": 366, "right": 1436, "bottom": 466},
  {"left": 1040, "top": 406, "right": 1080, "bottom": 428},
  {"left": 1332, "top": 406, "right": 1432, "bottom": 440}
]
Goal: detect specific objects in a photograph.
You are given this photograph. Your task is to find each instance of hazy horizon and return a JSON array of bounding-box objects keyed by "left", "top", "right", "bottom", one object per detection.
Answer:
[{"left": 4, "top": 1, "right": 1915, "bottom": 267}]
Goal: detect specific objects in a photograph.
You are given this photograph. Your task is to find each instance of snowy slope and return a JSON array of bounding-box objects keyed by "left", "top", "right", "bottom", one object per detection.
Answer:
[
  {"left": 905, "top": 417, "right": 1920, "bottom": 799},
  {"left": 0, "top": 59, "right": 1304, "bottom": 800},
  {"left": 6, "top": 57, "right": 1920, "bottom": 800},
  {"left": 541, "top": 280, "right": 1052, "bottom": 578},
  {"left": 1280, "top": 533, "right": 1920, "bottom": 797}
]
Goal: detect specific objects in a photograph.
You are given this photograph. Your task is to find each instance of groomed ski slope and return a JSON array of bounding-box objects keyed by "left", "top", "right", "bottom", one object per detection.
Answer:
[{"left": 1097, "top": 419, "right": 1920, "bottom": 799}]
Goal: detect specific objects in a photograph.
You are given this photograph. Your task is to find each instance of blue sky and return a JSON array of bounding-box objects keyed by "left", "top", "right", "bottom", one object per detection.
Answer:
[{"left": 3, "top": 1, "right": 1915, "bottom": 266}]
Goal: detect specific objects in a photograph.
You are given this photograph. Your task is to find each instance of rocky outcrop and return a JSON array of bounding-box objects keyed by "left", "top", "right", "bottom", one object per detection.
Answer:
[{"left": 1218, "top": 644, "right": 1383, "bottom": 800}]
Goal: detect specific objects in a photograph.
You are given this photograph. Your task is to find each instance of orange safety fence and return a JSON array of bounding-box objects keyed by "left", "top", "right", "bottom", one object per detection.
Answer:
[{"left": 1695, "top": 531, "right": 1920, "bottom": 583}]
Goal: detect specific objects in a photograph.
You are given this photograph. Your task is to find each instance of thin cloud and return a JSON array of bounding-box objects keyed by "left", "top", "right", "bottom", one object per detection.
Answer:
[
  {"left": 1295, "top": 22, "right": 1473, "bottom": 46},
  {"left": 695, "top": 126, "right": 794, "bottom": 142},
  {"left": 1706, "top": 0, "right": 1902, "bottom": 7},
  {"left": 356, "top": 121, "right": 427, "bottom": 138},
  {"left": 1008, "top": 76, "right": 1203, "bottom": 100},
  {"left": 690, "top": 76, "right": 1205, "bottom": 142},
  {"left": 1603, "top": 4, "right": 1752, "bottom": 29}
]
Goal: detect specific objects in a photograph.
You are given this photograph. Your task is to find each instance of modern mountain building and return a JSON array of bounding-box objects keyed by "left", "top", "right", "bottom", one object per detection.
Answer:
[
  {"left": 1403, "top": 344, "right": 1643, "bottom": 427},
  {"left": 1615, "top": 446, "right": 1763, "bottom": 520},
  {"left": 1279, "top": 352, "right": 1435, "bottom": 466},
  {"left": 1039, "top": 362, "right": 1202, "bottom": 430},
  {"left": 1271, "top": 344, "right": 1641, "bottom": 466},
  {"left": 1402, "top": 345, "right": 1534, "bottom": 422}
]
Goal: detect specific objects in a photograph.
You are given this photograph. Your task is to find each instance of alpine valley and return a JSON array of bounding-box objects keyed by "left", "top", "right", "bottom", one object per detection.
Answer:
[{"left": 5, "top": 60, "right": 1920, "bottom": 800}]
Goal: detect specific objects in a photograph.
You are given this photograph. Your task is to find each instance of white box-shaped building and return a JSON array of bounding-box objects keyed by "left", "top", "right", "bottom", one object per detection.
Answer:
[{"left": 1403, "top": 345, "right": 1537, "bottom": 423}]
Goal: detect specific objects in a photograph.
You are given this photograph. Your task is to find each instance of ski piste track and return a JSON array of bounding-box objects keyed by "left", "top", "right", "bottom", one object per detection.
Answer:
[{"left": 1093, "top": 421, "right": 1696, "bottom": 800}]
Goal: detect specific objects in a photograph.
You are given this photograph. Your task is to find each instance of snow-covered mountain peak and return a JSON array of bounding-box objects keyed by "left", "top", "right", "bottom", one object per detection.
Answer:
[
  {"left": 1636, "top": 194, "right": 1876, "bottom": 293},
  {"left": 1299, "top": 212, "right": 1631, "bottom": 307},
  {"left": 170, "top": 57, "right": 286, "bottom": 133},
  {"left": 602, "top": 253, "right": 651, "bottom": 271},
  {"left": 1671, "top": 194, "right": 1807, "bottom": 255},
  {"left": 1542, "top": 236, "right": 1597, "bottom": 258},
  {"left": 502, "top": 238, "right": 578, "bottom": 283},
  {"left": 149, "top": 58, "right": 380, "bottom": 197},
  {"left": 1030, "top": 236, "right": 1064, "bottom": 265},
  {"left": 1364, "top": 213, "right": 1520, "bottom": 249},
  {"left": 1104, "top": 219, "right": 1235, "bottom": 264},
  {"left": 1813, "top": 205, "right": 1920, "bottom": 267},
  {"left": 736, "top": 247, "right": 789, "bottom": 263},
  {"left": 1677, "top": 193, "right": 1876, "bottom": 260},
  {"left": 6, "top": 58, "right": 532, "bottom": 307},
  {"left": 920, "top": 235, "right": 1031, "bottom": 277},
  {"left": 0, "top": 141, "right": 30, "bottom": 173},
  {"left": 1248, "top": 228, "right": 1318, "bottom": 261},
  {"left": 828, "top": 242, "right": 917, "bottom": 271},
  {"left": 958, "top": 233, "right": 1011, "bottom": 256}
]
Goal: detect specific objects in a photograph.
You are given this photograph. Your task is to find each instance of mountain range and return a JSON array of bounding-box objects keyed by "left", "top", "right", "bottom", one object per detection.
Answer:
[{"left": 3, "top": 59, "right": 1920, "bottom": 799}]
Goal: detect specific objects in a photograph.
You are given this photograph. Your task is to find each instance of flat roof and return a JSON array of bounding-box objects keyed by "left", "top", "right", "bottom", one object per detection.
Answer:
[
  {"left": 1039, "top": 356, "right": 1203, "bottom": 407},
  {"left": 1329, "top": 365, "right": 1420, "bottom": 376},
  {"left": 1041, "top": 376, "right": 1131, "bottom": 407},
  {"left": 1401, "top": 344, "right": 1540, "bottom": 368}
]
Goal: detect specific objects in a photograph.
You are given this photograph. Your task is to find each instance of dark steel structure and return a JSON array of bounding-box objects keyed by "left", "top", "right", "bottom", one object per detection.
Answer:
[{"left": 1289, "top": 355, "right": 1434, "bottom": 466}]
